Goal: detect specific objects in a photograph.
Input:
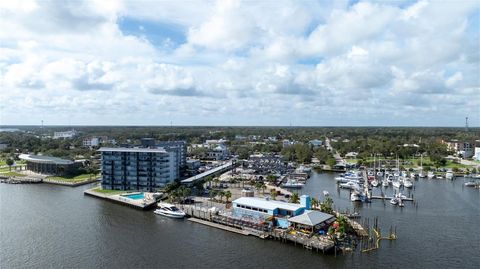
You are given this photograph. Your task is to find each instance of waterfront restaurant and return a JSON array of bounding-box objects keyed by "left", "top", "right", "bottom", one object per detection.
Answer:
[
  {"left": 288, "top": 210, "right": 335, "bottom": 233},
  {"left": 19, "top": 154, "right": 78, "bottom": 175},
  {"left": 232, "top": 195, "right": 311, "bottom": 228}
]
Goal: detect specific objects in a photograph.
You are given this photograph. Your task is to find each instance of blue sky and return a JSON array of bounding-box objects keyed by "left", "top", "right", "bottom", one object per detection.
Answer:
[{"left": 0, "top": 0, "right": 479, "bottom": 126}]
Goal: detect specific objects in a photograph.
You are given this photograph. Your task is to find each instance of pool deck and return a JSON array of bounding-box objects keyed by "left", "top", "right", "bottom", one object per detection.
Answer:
[{"left": 84, "top": 188, "right": 157, "bottom": 210}]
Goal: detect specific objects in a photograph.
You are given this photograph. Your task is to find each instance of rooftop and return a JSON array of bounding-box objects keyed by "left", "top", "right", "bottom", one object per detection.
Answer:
[
  {"left": 97, "top": 147, "right": 168, "bottom": 153},
  {"left": 232, "top": 197, "right": 304, "bottom": 212},
  {"left": 19, "top": 154, "right": 74, "bottom": 165},
  {"left": 288, "top": 210, "right": 335, "bottom": 227}
]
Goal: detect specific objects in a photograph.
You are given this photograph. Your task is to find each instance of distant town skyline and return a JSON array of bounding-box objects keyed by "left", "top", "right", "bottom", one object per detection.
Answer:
[{"left": 1, "top": 0, "right": 479, "bottom": 127}]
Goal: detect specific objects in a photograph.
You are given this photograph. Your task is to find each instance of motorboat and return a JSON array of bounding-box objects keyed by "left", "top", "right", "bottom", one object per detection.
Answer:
[
  {"left": 282, "top": 179, "right": 305, "bottom": 189},
  {"left": 334, "top": 176, "right": 350, "bottom": 183},
  {"left": 403, "top": 179, "right": 413, "bottom": 188},
  {"left": 392, "top": 180, "right": 402, "bottom": 189},
  {"left": 154, "top": 203, "right": 186, "bottom": 219},
  {"left": 339, "top": 181, "right": 360, "bottom": 190},
  {"left": 427, "top": 171, "right": 435, "bottom": 179},
  {"left": 382, "top": 180, "right": 389, "bottom": 187},
  {"left": 371, "top": 179, "right": 379, "bottom": 187},
  {"left": 464, "top": 181, "right": 477, "bottom": 187},
  {"left": 445, "top": 171, "right": 454, "bottom": 180},
  {"left": 398, "top": 199, "right": 405, "bottom": 207},
  {"left": 350, "top": 191, "right": 366, "bottom": 202},
  {"left": 323, "top": 190, "right": 330, "bottom": 196},
  {"left": 390, "top": 197, "right": 399, "bottom": 205}
]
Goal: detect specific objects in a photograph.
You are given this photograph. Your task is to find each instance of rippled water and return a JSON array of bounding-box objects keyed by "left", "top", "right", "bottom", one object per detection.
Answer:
[{"left": 1, "top": 172, "right": 479, "bottom": 269}]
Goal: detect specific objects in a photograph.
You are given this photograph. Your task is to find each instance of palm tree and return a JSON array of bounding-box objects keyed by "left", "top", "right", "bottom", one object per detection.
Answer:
[
  {"left": 209, "top": 190, "right": 217, "bottom": 206},
  {"left": 270, "top": 189, "right": 277, "bottom": 200},
  {"left": 310, "top": 197, "right": 318, "bottom": 209},
  {"left": 266, "top": 174, "right": 276, "bottom": 184},
  {"left": 218, "top": 190, "right": 225, "bottom": 203},
  {"left": 289, "top": 192, "right": 300, "bottom": 203},
  {"left": 261, "top": 183, "right": 267, "bottom": 195},
  {"left": 225, "top": 191, "right": 232, "bottom": 203}
]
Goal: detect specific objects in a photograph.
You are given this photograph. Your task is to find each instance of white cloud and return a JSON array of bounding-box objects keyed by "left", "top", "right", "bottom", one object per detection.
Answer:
[{"left": 0, "top": 0, "right": 479, "bottom": 126}]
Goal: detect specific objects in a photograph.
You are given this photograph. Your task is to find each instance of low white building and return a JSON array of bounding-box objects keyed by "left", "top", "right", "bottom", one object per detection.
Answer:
[{"left": 53, "top": 130, "right": 77, "bottom": 139}]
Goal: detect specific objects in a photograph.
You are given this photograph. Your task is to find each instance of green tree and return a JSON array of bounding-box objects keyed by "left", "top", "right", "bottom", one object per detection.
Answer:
[
  {"left": 270, "top": 189, "right": 277, "bottom": 200},
  {"left": 225, "top": 190, "right": 232, "bottom": 203},
  {"left": 218, "top": 190, "right": 225, "bottom": 203},
  {"left": 289, "top": 192, "right": 300, "bottom": 203},
  {"left": 266, "top": 174, "right": 276, "bottom": 184},
  {"left": 6, "top": 158, "right": 14, "bottom": 171}
]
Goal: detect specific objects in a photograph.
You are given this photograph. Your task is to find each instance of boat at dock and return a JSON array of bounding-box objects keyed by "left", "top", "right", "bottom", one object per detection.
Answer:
[
  {"left": 339, "top": 181, "right": 360, "bottom": 190},
  {"left": 464, "top": 181, "right": 477, "bottom": 187},
  {"left": 427, "top": 171, "right": 435, "bottom": 179},
  {"left": 392, "top": 180, "right": 402, "bottom": 189},
  {"left": 282, "top": 178, "right": 305, "bottom": 188},
  {"left": 154, "top": 203, "right": 186, "bottom": 219},
  {"left": 403, "top": 179, "right": 413, "bottom": 188},
  {"left": 445, "top": 171, "right": 454, "bottom": 180}
]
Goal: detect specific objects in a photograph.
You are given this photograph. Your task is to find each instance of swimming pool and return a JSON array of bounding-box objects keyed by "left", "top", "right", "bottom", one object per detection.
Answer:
[{"left": 122, "top": 193, "right": 144, "bottom": 200}]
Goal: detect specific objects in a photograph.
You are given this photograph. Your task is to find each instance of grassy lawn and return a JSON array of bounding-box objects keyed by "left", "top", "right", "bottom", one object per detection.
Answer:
[
  {"left": 345, "top": 158, "right": 358, "bottom": 164},
  {"left": 91, "top": 187, "right": 125, "bottom": 195},
  {"left": 443, "top": 160, "right": 469, "bottom": 169},
  {"left": 46, "top": 173, "right": 99, "bottom": 183}
]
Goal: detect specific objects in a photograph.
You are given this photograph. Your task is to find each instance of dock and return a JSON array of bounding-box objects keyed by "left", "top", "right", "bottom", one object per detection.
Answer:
[
  {"left": 370, "top": 196, "right": 414, "bottom": 201},
  {"left": 188, "top": 218, "right": 251, "bottom": 236}
]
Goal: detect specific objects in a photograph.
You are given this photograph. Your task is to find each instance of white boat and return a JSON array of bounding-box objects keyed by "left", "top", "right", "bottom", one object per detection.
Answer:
[
  {"left": 427, "top": 171, "right": 435, "bottom": 179},
  {"left": 382, "top": 180, "right": 389, "bottom": 187},
  {"left": 339, "top": 181, "right": 360, "bottom": 190},
  {"left": 371, "top": 179, "right": 379, "bottom": 187},
  {"left": 334, "top": 176, "right": 349, "bottom": 183},
  {"left": 398, "top": 199, "right": 405, "bottom": 207},
  {"left": 464, "top": 181, "right": 476, "bottom": 187},
  {"left": 154, "top": 203, "right": 186, "bottom": 219},
  {"left": 404, "top": 179, "right": 413, "bottom": 188},
  {"left": 418, "top": 171, "right": 426, "bottom": 178},
  {"left": 323, "top": 190, "right": 330, "bottom": 196},
  {"left": 390, "top": 197, "right": 399, "bottom": 205},
  {"left": 392, "top": 180, "right": 401, "bottom": 189},
  {"left": 350, "top": 191, "right": 366, "bottom": 202},
  {"left": 445, "top": 171, "right": 454, "bottom": 180},
  {"left": 282, "top": 179, "right": 305, "bottom": 188},
  {"left": 410, "top": 173, "right": 416, "bottom": 179}
]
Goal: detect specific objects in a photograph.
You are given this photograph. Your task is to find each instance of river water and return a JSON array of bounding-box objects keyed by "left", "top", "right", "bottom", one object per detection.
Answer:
[{"left": 1, "top": 172, "right": 479, "bottom": 269}]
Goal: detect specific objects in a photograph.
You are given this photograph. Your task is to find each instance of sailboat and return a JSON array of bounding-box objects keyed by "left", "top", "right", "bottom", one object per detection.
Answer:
[{"left": 418, "top": 154, "right": 426, "bottom": 178}]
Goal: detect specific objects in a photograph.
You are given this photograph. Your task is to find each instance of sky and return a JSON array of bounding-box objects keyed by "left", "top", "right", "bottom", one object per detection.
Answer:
[{"left": 0, "top": 0, "right": 479, "bottom": 127}]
